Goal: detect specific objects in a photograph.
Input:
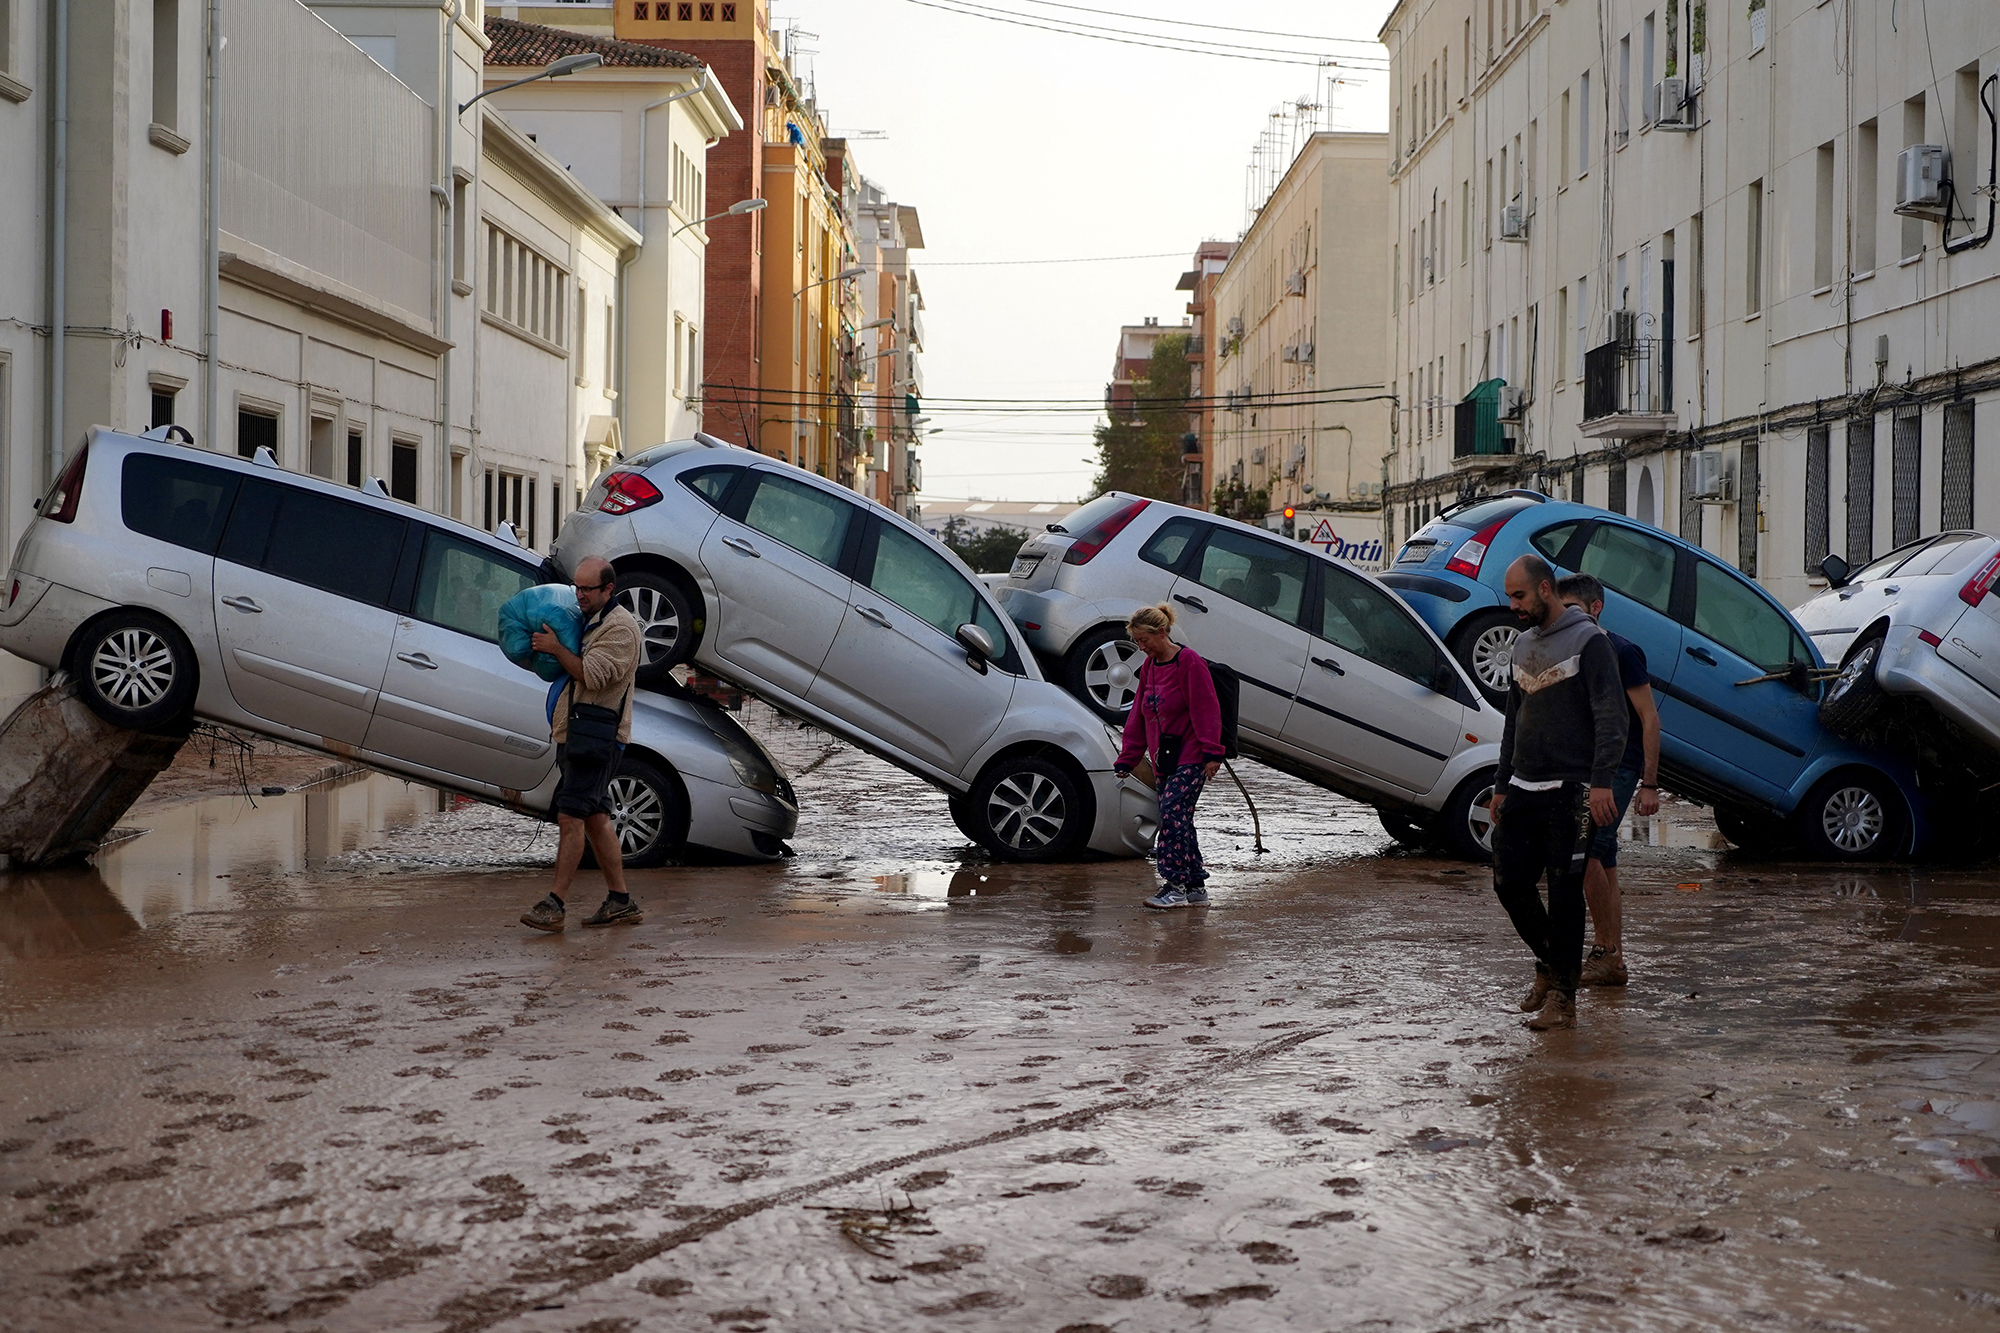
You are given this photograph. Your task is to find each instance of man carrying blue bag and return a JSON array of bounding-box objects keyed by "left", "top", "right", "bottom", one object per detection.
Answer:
[{"left": 516, "top": 556, "right": 644, "bottom": 932}]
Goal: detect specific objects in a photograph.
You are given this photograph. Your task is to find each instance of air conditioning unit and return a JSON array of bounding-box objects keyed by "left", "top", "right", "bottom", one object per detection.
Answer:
[
  {"left": 1691, "top": 448, "right": 1733, "bottom": 501},
  {"left": 1499, "top": 386, "right": 1525, "bottom": 419},
  {"left": 1226, "top": 316, "right": 1245, "bottom": 336},
  {"left": 1250, "top": 446, "right": 1267, "bottom": 465},
  {"left": 1895, "top": 144, "right": 1948, "bottom": 219},
  {"left": 1297, "top": 341, "right": 1314, "bottom": 364},
  {"left": 1499, "top": 202, "right": 1527, "bottom": 241},
  {"left": 1610, "top": 308, "right": 1639, "bottom": 348},
  {"left": 1653, "top": 76, "right": 1694, "bottom": 130},
  {"left": 1285, "top": 271, "right": 1308, "bottom": 296}
]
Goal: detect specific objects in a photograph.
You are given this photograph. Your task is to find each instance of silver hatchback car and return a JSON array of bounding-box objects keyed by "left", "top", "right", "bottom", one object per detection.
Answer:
[
  {"left": 548, "top": 436, "right": 1160, "bottom": 863},
  {"left": 994, "top": 493, "right": 1507, "bottom": 859},
  {"left": 0, "top": 427, "right": 798, "bottom": 866}
]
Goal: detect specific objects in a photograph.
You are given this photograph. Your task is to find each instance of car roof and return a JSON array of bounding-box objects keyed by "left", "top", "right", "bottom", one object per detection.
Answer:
[
  {"left": 1102, "top": 490, "right": 1398, "bottom": 584},
  {"left": 94, "top": 426, "right": 541, "bottom": 569}
]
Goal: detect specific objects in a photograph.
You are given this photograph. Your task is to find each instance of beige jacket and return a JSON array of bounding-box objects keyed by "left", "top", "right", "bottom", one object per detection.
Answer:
[{"left": 551, "top": 604, "right": 640, "bottom": 744}]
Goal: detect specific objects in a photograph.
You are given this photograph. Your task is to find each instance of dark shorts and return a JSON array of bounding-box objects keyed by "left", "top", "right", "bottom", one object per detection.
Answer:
[
  {"left": 1586, "top": 766, "right": 1642, "bottom": 867},
  {"left": 553, "top": 743, "right": 620, "bottom": 820}
]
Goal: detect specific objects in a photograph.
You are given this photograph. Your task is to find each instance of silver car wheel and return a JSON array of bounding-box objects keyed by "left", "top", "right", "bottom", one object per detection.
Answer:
[
  {"left": 1083, "top": 637, "right": 1145, "bottom": 714},
  {"left": 92, "top": 627, "right": 177, "bottom": 708},
  {"left": 607, "top": 773, "right": 666, "bottom": 856},
  {"left": 1825, "top": 639, "right": 1878, "bottom": 707},
  {"left": 1470, "top": 623, "right": 1519, "bottom": 693},
  {"left": 1820, "top": 784, "right": 1885, "bottom": 855},
  {"left": 1466, "top": 781, "right": 1498, "bottom": 855},
  {"left": 985, "top": 771, "right": 1068, "bottom": 851},
  {"left": 619, "top": 586, "right": 683, "bottom": 665}
]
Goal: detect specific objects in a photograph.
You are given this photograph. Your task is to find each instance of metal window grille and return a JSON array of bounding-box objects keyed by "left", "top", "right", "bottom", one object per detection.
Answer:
[
  {"left": 1891, "top": 405, "right": 1922, "bottom": 547},
  {"left": 1607, "top": 458, "right": 1628, "bottom": 515},
  {"left": 1738, "top": 438, "right": 1759, "bottom": 576},
  {"left": 1943, "top": 399, "right": 1975, "bottom": 530},
  {"left": 1679, "top": 447, "right": 1700, "bottom": 540},
  {"left": 1804, "top": 425, "right": 1829, "bottom": 572},
  {"left": 1846, "top": 416, "right": 1875, "bottom": 566},
  {"left": 1570, "top": 460, "right": 1584, "bottom": 503}
]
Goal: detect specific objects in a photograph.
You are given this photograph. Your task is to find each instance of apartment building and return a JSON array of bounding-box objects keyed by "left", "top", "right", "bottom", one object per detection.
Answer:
[
  {"left": 1210, "top": 132, "right": 1393, "bottom": 545},
  {"left": 854, "top": 179, "right": 926, "bottom": 514},
  {"left": 1175, "top": 241, "right": 1236, "bottom": 508},
  {"left": 1383, "top": 0, "right": 2000, "bottom": 605}
]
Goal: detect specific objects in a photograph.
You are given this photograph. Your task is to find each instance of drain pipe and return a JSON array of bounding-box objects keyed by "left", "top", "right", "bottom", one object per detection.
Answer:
[
  {"left": 1944, "top": 73, "right": 1999, "bottom": 256},
  {"left": 47, "top": 0, "right": 68, "bottom": 480},
  {"left": 202, "top": 0, "right": 220, "bottom": 454},
  {"left": 436, "top": 0, "right": 463, "bottom": 516}
]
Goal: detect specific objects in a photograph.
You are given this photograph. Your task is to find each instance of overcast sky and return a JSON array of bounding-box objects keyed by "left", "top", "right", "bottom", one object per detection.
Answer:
[{"left": 774, "top": 0, "right": 1394, "bottom": 504}]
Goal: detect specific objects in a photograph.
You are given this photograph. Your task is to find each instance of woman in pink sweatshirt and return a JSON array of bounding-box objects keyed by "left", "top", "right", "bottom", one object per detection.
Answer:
[{"left": 1113, "top": 603, "right": 1224, "bottom": 909}]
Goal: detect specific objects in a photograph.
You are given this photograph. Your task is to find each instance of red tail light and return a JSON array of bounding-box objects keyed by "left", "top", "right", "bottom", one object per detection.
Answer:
[
  {"left": 1918, "top": 629, "right": 1944, "bottom": 647},
  {"left": 1445, "top": 515, "right": 1511, "bottom": 579},
  {"left": 1960, "top": 550, "right": 2000, "bottom": 607},
  {"left": 597, "top": 471, "right": 663, "bottom": 516},
  {"left": 41, "top": 442, "right": 88, "bottom": 524},
  {"left": 1060, "top": 497, "right": 1149, "bottom": 566}
]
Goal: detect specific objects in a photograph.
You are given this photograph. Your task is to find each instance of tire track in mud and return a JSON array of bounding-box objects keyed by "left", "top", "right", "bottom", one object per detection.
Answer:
[{"left": 439, "top": 1026, "right": 1333, "bottom": 1332}]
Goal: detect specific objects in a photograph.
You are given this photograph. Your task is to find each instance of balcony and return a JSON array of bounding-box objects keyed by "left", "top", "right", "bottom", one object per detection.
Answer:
[
  {"left": 1185, "top": 335, "right": 1205, "bottom": 359},
  {"left": 1580, "top": 338, "right": 1678, "bottom": 438},
  {"left": 1452, "top": 379, "right": 1515, "bottom": 469}
]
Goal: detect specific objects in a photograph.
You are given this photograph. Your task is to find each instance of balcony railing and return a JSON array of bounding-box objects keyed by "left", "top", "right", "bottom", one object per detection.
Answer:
[{"left": 1580, "top": 338, "right": 1676, "bottom": 438}]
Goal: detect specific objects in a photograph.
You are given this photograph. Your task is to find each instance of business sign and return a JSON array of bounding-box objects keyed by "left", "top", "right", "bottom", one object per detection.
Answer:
[{"left": 1302, "top": 514, "right": 1386, "bottom": 569}]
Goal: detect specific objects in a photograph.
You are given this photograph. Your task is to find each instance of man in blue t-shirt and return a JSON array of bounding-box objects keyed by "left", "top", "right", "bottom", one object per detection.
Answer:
[{"left": 1556, "top": 573, "right": 1661, "bottom": 988}]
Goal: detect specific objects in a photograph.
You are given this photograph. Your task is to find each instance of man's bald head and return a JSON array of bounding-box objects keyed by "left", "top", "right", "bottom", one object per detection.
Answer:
[
  {"left": 576, "top": 556, "right": 615, "bottom": 588},
  {"left": 573, "top": 557, "right": 617, "bottom": 615}
]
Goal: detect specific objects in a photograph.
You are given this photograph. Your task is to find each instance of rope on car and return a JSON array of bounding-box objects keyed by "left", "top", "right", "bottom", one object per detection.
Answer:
[{"left": 1222, "top": 760, "right": 1266, "bottom": 854}]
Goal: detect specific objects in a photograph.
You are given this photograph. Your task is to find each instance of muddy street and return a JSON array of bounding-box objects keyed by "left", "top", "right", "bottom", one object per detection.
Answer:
[{"left": 3, "top": 706, "right": 1998, "bottom": 1332}]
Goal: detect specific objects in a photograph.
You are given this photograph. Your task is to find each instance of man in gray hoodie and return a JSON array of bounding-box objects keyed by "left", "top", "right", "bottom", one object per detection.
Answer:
[{"left": 1489, "top": 554, "right": 1628, "bottom": 1030}]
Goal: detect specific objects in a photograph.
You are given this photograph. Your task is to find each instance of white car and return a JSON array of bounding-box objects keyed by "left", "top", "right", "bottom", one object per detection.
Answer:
[
  {"left": 993, "top": 493, "right": 1507, "bottom": 859},
  {"left": 548, "top": 437, "right": 1159, "bottom": 863},
  {"left": 0, "top": 426, "right": 798, "bottom": 867},
  {"left": 1795, "top": 533, "right": 2000, "bottom": 759}
]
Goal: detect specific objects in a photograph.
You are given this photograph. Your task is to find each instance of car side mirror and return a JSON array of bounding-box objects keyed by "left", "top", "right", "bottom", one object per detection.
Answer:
[
  {"left": 955, "top": 622, "right": 995, "bottom": 673},
  {"left": 1820, "top": 553, "right": 1851, "bottom": 588}
]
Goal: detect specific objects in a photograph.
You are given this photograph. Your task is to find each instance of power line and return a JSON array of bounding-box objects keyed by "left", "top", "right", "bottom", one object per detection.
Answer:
[
  {"left": 920, "top": 249, "right": 1187, "bottom": 267},
  {"left": 1011, "top": 0, "right": 1389, "bottom": 47},
  {"left": 921, "top": 0, "right": 1389, "bottom": 62},
  {"left": 899, "top": 0, "right": 1335, "bottom": 66}
]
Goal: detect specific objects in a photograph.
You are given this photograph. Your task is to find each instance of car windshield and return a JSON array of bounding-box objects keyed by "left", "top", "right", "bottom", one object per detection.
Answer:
[
  {"left": 1848, "top": 538, "right": 1933, "bottom": 583},
  {"left": 1438, "top": 497, "right": 1536, "bottom": 532}
]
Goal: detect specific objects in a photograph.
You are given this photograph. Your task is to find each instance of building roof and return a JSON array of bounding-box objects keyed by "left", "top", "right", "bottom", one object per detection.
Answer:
[{"left": 484, "top": 17, "right": 701, "bottom": 69}]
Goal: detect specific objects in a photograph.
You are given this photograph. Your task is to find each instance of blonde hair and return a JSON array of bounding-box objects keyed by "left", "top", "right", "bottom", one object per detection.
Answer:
[{"left": 1125, "top": 603, "right": 1176, "bottom": 636}]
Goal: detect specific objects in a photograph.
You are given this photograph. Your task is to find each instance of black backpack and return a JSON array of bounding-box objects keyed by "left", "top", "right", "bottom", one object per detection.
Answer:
[{"left": 1205, "top": 660, "right": 1242, "bottom": 762}]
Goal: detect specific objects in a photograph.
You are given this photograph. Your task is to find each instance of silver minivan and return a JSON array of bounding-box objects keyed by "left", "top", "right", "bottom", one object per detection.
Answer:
[{"left": 0, "top": 427, "right": 798, "bottom": 866}]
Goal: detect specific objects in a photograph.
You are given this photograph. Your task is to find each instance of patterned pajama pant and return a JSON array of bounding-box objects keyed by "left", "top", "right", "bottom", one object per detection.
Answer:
[{"left": 1154, "top": 764, "right": 1209, "bottom": 887}]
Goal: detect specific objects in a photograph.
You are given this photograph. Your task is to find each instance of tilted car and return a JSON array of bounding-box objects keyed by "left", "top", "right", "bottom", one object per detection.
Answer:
[
  {"left": 1379, "top": 491, "right": 1932, "bottom": 860},
  {"left": 1792, "top": 532, "right": 2000, "bottom": 770},
  {"left": 992, "top": 493, "right": 1507, "bottom": 860},
  {"left": 547, "top": 437, "right": 1159, "bottom": 863},
  {"left": 0, "top": 427, "right": 797, "bottom": 867}
]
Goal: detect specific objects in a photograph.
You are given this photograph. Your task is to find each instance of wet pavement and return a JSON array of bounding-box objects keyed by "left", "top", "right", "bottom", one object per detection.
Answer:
[{"left": 3, "top": 703, "right": 1999, "bottom": 1331}]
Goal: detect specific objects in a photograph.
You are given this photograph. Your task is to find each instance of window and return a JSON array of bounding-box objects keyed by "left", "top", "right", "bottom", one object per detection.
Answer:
[
  {"left": 1579, "top": 70, "right": 1592, "bottom": 171},
  {"left": 1855, "top": 119, "right": 1879, "bottom": 274},
  {"left": 411, "top": 532, "right": 536, "bottom": 642},
  {"left": 150, "top": 389, "right": 176, "bottom": 429},
  {"left": 308, "top": 414, "right": 337, "bottom": 479},
  {"left": 1846, "top": 416, "right": 1875, "bottom": 566},
  {"left": 576, "top": 286, "right": 589, "bottom": 379},
  {"left": 1, "top": 0, "right": 13, "bottom": 77},
  {"left": 1560, "top": 89, "right": 1572, "bottom": 180},
  {"left": 1901, "top": 533, "right": 1987, "bottom": 578},
  {"left": 1745, "top": 179, "right": 1764, "bottom": 315},
  {"left": 1814, "top": 142, "right": 1835, "bottom": 290},
  {"left": 1805, "top": 424, "right": 1830, "bottom": 571},
  {"left": 1691, "top": 562, "right": 1804, "bottom": 672},
  {"left": 1319, "top": 562, "right": 1443, "bottom": 687},
  {"left": 866, "top": 523, "right": 1010, "bottom": 657},
  {"left": 1892, "top": 405, "right": 1922, "bottom": 548},
  {"left": 1903, "top": 96, "right": 1927, "bottom": 260},
  {"left": 1689, "top": 212, "right": 1705, "bottom": 331},
  {"left": 672, "top": 315, "right": 684, "bottom": 398},
  {"left": 229, "top": 484, "right": 407, "bottom": 607},
  {"left": 1575, "top": 275, "right": 1588, "bottom": 379},
  {"left": 741, "top": 473, "right": 851, "bottom": 565},
  {"left": 1138, "top": 517, "right": 1202, "bottom": 572},
  {"left": 1192, "top": 528, "right": 1310, "bottom": 626},
  {"left": 1459, "top": 178, "right": 1469, "bottom": 260},
  {"left": 604, "top": 304, "right": 616, "bottom": 391},
  {"left": 1738, "top": 439, "right": 1759, "bottom": 575},
  {"left": 391, "top": 439, "right": 418, "bottom": 503},
  {"left": 452, "top": 178, "right": 469, "bottom": 284},
  {"left": 1483, "top": 159, "right": 1492, "bottom": 248},
  {"left": 680, "top": 464, "right": 744, "bottom": 510},
  {"left": 152, "top": 0, "right": 178, "bottom": 132},
  {"left": 346, "top": 430, "right": 363, "bottom": 487},
  {"left": 483, "top": 222, "right": 567, "bottom": 347},
  {"left": 1617, "top": 36, "right": 1630, "bottom": 142},
  {"left": 1577, "top": 523, "right": 1676, "bottom": 612},
  {"left": 1529, "top": 521, "right": 1579, "bottom": 561},
  {"left": 237, "top": 407, "right": 277, "bottom": 460},
  {"left": 1557, "top": 286, "right": 1570, "bottom": 378},
  {"left": 1943, "top": 399, "right": 1975, "bottom": 530},
  {"left": 1642, "top": 14, "right": 1655, "bottom": 126},
  {"left": 121, "top": 454, "right": 239, "bottom": 554}
]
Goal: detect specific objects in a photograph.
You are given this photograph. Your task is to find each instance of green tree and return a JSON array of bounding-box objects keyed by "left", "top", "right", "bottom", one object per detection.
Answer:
[
  {"left": 936, "top": 516, "right": 1028, "bottom": 574},
  {"left": 1089, "top": 331, "right": 1190, "bottom": 501}
]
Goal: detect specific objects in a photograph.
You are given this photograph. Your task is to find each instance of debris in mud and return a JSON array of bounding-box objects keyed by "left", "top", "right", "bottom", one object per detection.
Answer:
[
  {"left": 807, "top": 1199, "right": 936, "bottom": 1258},
  {"left": 1086, "top": 1274, "right": 1147, "bottom": 1299},
  {"left": 1645, "top": 1223, "right": 1726, "bottom": 1246},
  {"left": 1180, "top": 1283, "right": 1276, "bottom": 1307}
]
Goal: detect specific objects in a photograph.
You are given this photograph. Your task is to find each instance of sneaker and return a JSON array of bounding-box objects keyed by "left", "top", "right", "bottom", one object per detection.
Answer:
[
  {"left": 1580, "top": 946, "right": 1628, "bottom": 988},
  {"left": 1517, "top": 969, "right": 1553, "bottom": 1013},
  {"left": 582, "top": 895, "right": 644, "bottom": 927},
  {"left": 1183, "top": 885, "right": 1210, "bottom": 906},
  {"left": 1143, "top": 885, "right": 1190, "bottom": 910},
  {"left": 520, "top": 893, "right": 566, "bottom": 932},
  {"left": 1524, "top": 991, "right": 1576, "bottom": 1031}
]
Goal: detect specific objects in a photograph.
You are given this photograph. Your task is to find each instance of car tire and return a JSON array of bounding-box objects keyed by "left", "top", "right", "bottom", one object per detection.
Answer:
[
  {"left": 614, "top": 572, "right": 698, "bottom": 687},
  {"left": 1715, "top": 806, "right": 1789, "bottom": 854},
  {"left": 1793, "top": 770, "right": 1905, "bottom": 861},
  {"left": 966, "top": 755, "right": 1092, "bottom": 862},
  {"left": 1440, "top": 768, "right": 1500, "bottom": 863},
  {"left": 1451, "top": 610, "right": 1520, "bottom": 709},
  {"left": 70, "top": 611, "right": 198, "bottom": 732},
  {"left": 1818, "top": 631, "right": 1887, "bottom": 739},
  {"left": 1378, "top": 809, "right": 1435, "bottom": 846},
  {"left": 1063, "top": 624, "right": 1146, "bottom": 724},
  {"left": 581, "top": 753, "right": 691, "bottom": 870}
]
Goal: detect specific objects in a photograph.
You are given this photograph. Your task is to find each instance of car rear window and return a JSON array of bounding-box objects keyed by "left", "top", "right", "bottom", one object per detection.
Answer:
[
  {"left": 1057, "top": 493, "right": 1141, "bottom": 536},
  {"left": 1529, "top": 521, "right": 1580, "bottom": 562},
  {"left": 680, "top": 464, "right": 744, "bottom": 511},
  {"left": 1139, "top": 517, "right": 1203, "bottom": 572},
  {"left": 1894, "top": 534, "right": 1992, "bottom": 578},
  {"left": 121, "top": 453, "right": 241, "bottom": 554},
  {"left": 1439, "top": 497, "right": 1535, "bottom": 532}
]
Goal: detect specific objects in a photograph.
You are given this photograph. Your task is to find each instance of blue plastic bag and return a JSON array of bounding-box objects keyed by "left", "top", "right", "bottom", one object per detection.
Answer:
[{"left": 498, "top": 584, "right": 583, "bottom": 682}]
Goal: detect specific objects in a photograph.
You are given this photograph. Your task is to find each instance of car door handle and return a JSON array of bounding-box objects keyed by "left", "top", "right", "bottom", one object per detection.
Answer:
[
  {"left": 220, "top": 595, "right": 263, "bottom": 613},
  {"left": 1173, "top": 593, "right": 1209, "bottom": 613},
  {"left": 396, "top": 652, "right": 438, "bottom": 670},
  {"left": 1312, "top": 655, "right": 1346, "bottom": 676},
  {"left": 723, "top": 535, "right": 762, "bottom": 558},
  {"left": 856, "top": 605, "right": 892, "bottom": 628},
  {"left": 1685, "top": 645, "right": 1718, "bottom": 666}
]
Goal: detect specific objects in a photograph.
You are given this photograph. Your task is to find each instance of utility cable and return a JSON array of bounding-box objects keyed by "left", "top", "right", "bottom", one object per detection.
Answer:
[
  {"left": 919, "top": 0, "right": 1389, "bottom": 63},
  {"left": 900, "top": 0, "right": 1339, "bottom": 66},
  {"left": 1009, "top": 0, "right": 1388, "bottom": 48}
]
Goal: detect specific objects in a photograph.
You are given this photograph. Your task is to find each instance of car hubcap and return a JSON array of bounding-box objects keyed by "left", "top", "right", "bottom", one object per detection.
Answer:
[
  {"left": 985, "top": 772, "right": 1067, "bottom": 850},
  {"left": 1827, "top": 641, "right": 1878, "bottom": 706},
  {"left": 1821, "top": 785, "right": 1884, "bottom": 854},
  {"left": 607, "top": 775, "right": 665, "bottom": 855},
  {"left": 91, "top": 628, "right": 175, "bottom": 709},
  {"left": 1084, "top": 637, "right": 1144, "bottom": 714},
  {"left": 618, "top": 586, "right": 682, "bottom": 665},
  {"left": 1471, "top": 624, "right": 1519, "bottom": 692},
  {"left": 1467, "top": 783, "right": 1498, "bottom": 854}
]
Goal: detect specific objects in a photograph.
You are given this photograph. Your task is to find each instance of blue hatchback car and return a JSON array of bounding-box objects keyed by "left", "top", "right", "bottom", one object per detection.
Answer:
[{"left": 1379, "top": 491, "right": 1929, "bottom": 860}]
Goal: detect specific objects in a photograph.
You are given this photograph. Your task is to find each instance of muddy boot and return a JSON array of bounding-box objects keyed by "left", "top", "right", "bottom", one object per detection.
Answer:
[
  {"left": 1517, "top": 967, "right": 1553, "bottom": 1012},
  {"left": 1524, "top": 991, "right": 1576, "bottom": 1031},
  {"left": 582, "top": 894, "right": 643, "bottom": 927},
  {"left": 1580, "top": 946, "right": 1628, "bottom": 987}
]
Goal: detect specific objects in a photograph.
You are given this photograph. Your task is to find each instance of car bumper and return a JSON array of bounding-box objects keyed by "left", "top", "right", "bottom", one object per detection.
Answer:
[
  {"left": 1877, "top": 623, "right": 2000, "bottom": 754},
  {"left": 0, "top": 581, "right": 117, "bottom": 669},
  {"left": 685, "top": 771, "right": 795, "bottom": 860},
  {"left": 1087, "top": 769, "right": 1159, "bottom": 856},
  {"left": 995, "top": 585, "right": 1090, "bottom": 656},
  {"left": 1379, "top": 571, "right": 1500, "bottom": 637}
]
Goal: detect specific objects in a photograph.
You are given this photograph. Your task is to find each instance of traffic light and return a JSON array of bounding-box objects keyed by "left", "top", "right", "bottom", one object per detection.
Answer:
[{"left": 1282, "top": 506, "right": 1297, "bottom": 539}]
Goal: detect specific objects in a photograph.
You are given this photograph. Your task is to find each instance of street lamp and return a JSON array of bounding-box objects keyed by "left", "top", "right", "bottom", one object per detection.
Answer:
[
  {"left": 672, "top": 196, "right": 767, "bottom": 236},
  {"left": 855, "top": 316, "right": 895, "bottom": 332},
  {"left": 459, "top": 52, "right": 604, "bottom": 115},
  {"left": 796, "top": 266, "right": 866, "bottom": 297}
]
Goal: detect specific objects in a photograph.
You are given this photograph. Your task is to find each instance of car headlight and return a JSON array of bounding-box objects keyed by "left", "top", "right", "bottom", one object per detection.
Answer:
[{"left": 692, "top": 703, "right": 784, "bottom": 795}]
